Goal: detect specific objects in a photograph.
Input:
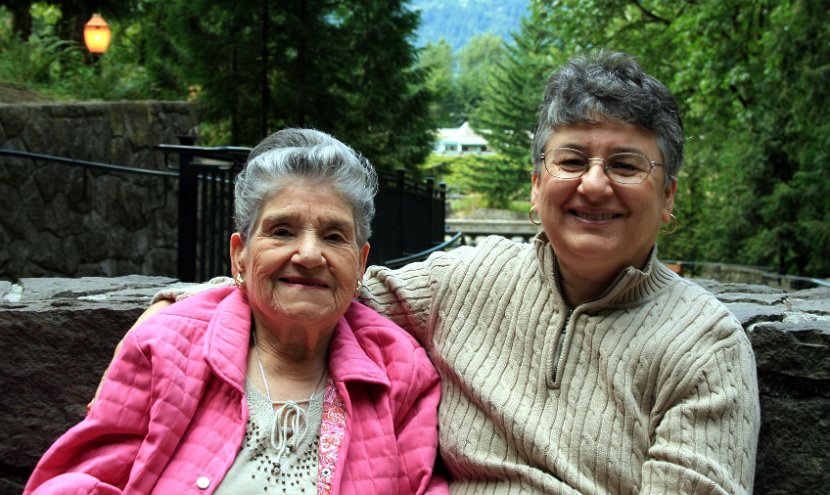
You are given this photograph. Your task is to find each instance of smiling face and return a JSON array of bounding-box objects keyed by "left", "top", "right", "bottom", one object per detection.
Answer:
[
  {"left": 231, "top": 181, "right": 369, "bottom": 335},
  {"left": 531, "top": 119, "right": 676, "bottom": 288}
]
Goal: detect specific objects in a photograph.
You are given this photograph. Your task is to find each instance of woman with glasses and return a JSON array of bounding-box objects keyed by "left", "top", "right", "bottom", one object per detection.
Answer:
[
  {"left": 366, "top": 50, "right": 759, "bottom": 494},
  {"left": 113, "top": 51, "right": 760, "bottom": 494}
]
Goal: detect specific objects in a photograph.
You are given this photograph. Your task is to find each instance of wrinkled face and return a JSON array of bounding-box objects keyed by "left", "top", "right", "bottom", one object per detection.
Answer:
[
  {"left": 231, "top": 182, "right": 369, "bottom": 332},
  {"left": 531, "top": 120, "right": 676, "bottom": 277}
]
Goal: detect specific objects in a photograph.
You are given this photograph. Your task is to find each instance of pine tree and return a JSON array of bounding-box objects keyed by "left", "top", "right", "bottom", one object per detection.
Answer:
[
  {"left": 456, "top": 33, "right": 505, "bottom": 122},
  {"left": 159, "top": 0, "right": 434, "bottom": 172},
  {"left": 330, "top": 0, "right": 436, "bottom": 173},
  {"left": 468, "top": 10, "right": 555, "bottom": 204},
  {"left": 418, "top": 39, "right": 463, "bottom": 127}
]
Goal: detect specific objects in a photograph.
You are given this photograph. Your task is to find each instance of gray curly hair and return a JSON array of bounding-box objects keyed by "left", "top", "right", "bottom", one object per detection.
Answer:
[
  {"left": 234, "top": 128, "right": 378, "bottom": 246},
  {"left": 531, "top": 50, "right": 684, "bottom": 188}
]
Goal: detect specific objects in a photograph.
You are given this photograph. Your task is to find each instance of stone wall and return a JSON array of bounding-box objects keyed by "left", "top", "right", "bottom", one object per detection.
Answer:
[
  {"left": 1, "top": 276, "right": 828, "bottom": 494},
  {"left": 0, "top": 101, "right": 198, "bottom": 281}
]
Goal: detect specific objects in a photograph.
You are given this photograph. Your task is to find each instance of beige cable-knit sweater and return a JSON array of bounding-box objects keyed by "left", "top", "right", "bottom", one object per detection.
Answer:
[{"left": 362, "top": 234, "right": 760, "bottom": 495}]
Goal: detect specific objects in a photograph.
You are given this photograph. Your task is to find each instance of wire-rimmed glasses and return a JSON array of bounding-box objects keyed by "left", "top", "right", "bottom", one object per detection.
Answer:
[{"left": 539, "top": 147, "right": 667, "bottom": 184}]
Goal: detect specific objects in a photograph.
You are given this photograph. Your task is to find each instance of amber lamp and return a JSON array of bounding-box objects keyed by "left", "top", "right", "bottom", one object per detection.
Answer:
[{"left": 83, "top": 14, "right": 111, "bottom": 54}]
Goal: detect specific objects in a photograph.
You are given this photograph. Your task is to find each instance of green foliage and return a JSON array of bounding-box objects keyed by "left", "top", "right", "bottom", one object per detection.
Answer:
[
  {"left": 2, "top": 2, "right": 435, "bottom": 174},
  {"left": 0, "top": 5, "right": 182, "bottom": 101},
  {"left": 421, "top": 152, "right": 530, "bottom": 209},
  {"left": 468, "top": 10, "right": 555, "bottom": 207},
  {"left": 417, "top": 34, "right": 506, "bottom": 127},
  {"left": 474, "top": 12, "right": 555, "bottom": 163},
  {"left": 418, "top": 40, "right": 463, "bottom": 127},
  {"left": 448, "top": 194, "right": 530, "bottom": 217},
  {"left": 153, "top": 0, "right": 435, "bottom": 173},
  {"left": 0, "top": 29, "right": 73, "bottom": 85},
  {"left": 465, "top": 153, "right": 531, "bottom": 208},
  {"left": 456, "top": 33, "right": 506, "bottom": 120},
  {"left": 524, "top": 0, "right": 830, "bottom": 277}
]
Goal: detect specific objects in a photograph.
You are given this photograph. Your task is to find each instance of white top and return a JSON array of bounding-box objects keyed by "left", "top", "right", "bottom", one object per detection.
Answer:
[{"left": 214, "top": 379, "right": 324, "bottom": 494}]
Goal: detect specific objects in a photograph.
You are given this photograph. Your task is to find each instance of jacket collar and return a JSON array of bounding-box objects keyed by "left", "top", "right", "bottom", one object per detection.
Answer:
[
  {"left": 203, "top": 289, "right": 389, "bottom": 390},
  {"left": 204, "top": 287, "right": 252, "bottom": 394},
  {"left": 327, "top": 301, "right": 391, "bottom": 387}
]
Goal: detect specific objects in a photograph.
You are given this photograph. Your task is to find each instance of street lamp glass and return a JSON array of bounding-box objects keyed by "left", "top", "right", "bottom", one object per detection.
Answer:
[{"left": 84, "top": 14, "right": 111, "bottom": 54}]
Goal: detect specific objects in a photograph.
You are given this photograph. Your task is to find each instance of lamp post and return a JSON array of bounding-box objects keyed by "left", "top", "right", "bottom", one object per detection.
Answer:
[{"left": 83, "top": 13, "right": 111, "bottom": 56}]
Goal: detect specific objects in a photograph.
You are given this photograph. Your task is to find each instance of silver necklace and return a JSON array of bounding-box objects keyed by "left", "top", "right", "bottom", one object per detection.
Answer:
[{"left": 251, "top": 330, "right": 327, "bottom": 461}]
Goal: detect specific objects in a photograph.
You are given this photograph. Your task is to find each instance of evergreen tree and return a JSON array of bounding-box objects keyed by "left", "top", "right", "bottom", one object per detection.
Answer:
[
  {"left": 464, "top": 154, "right": 530, "bottom": 209},
  {"left": 159, "top": 0, "right": 434, "bottom": 173},
  {"left": 456, "top": 33, "right": 505, "bottom": 121},
  {"left": 420, "top": 153, "right": 527, "bottom": 209},
  {"left": 418, "top": 33, "right": 506, "bottom": 128},
  {"left": 334, "top": 0, "right": 435, "bottom": 172},
  {"left": 418, "top": 39, "right": 463, "bottom": 127},
  {"left": 470, "top": 11, "right": 555, "bottom": 203},
  {"left": 160, "top": 0, "right": 264, "bottom": 145}
]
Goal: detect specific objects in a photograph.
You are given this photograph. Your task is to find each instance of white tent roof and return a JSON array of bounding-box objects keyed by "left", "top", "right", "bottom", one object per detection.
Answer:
[{"left": 437, "top": 121, "right": 488, "bottom": 146}]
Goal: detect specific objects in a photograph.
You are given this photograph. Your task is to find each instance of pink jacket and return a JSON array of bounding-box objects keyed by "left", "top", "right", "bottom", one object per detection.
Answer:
[{"left": 25, "top": 287, "right": 446, "bottom": 494}]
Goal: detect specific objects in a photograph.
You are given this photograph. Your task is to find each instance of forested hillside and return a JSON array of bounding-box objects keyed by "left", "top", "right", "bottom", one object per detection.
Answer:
[{"left": 411, "top": 0, "right": 528, "bottom": 50}]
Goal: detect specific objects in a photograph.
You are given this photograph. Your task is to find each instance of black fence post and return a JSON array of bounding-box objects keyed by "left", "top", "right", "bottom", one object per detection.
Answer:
[
  {"left": 426, "top": 176, "right": 435, "bottom": 245},
  {"left": 434, "top": 181, "right": 447, "bottom": 245},
  {"left": 176, "top": 135, "right": 198, "bottom": 282},
  {"left": 396, "top": 169, "right": 407, "bottom": 256}
]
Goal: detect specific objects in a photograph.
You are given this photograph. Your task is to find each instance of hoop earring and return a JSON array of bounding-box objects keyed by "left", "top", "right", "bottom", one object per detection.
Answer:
[
  {"left": 529, "top": 205, "right": 542, "bottom": 226},
  {"left": 354, "top": 279, "right": 362, "bottom": 297},
  {"left": 660, "top": 213, "right": 679, "bottom": 235},
  {"left": 235, "top": 272, "right": 245, "bottom": 286}
]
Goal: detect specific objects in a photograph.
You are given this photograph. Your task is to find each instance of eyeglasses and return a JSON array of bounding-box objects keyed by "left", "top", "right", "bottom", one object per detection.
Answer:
[{"left": 539, "top": 147, "right": 667, "bottom": 184}]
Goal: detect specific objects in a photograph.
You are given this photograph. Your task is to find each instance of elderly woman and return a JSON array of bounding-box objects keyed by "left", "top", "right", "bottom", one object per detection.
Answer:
[
  {"left": 24, "top": 129, "right": 446, "bottom": 494},
  {"left": 111, "top": 51, "right": 761, "bottom": 494}
]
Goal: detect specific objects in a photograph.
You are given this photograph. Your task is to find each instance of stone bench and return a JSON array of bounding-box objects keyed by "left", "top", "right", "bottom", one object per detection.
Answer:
[{"left": 1, "top": 276, "right": 828, "bottom": 494}]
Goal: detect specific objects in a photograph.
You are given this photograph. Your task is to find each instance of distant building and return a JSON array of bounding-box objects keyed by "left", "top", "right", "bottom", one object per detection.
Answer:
[{"left": 434, "top": 121, "right": 492, "bottom": 154}]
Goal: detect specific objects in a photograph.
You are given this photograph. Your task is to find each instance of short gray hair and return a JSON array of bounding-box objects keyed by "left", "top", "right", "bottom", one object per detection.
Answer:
[
  {"left": 531, "top": 50, "right": 684, "bottom": 187},
  {"left": 234, "top": 128, "right": 378, "bottom": 245}
]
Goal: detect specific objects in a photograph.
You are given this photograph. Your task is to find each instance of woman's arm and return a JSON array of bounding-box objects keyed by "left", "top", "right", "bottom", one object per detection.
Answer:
[
  {"left": 361, "top": 245, "right": 473, "bottom": 346},
  {"left": 88, "top": 277, "right": 233, "bottom": 409},
  {"left": 641, "top": 325, "right": 760, "bottom": 495},
  {"left": 25, "top": 330, "right": 154, "bottom": 494},
  {"left": 86, "top": 300, "right": 172, "bottom": 411},
  {"left": 132, "top": 299, "right": 173, "bottom": 328},
  {"left": 394, "top": 345, "right": 449, "bottom": 494}
]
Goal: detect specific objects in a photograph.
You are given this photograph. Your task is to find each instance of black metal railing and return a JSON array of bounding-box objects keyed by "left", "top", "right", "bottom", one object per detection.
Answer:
[
  {"left": 155, "top": 144, "right": 452, "bottom": 279},
  {"left": 0, "top": 148, "right": 178, "bottom": 179},
  {"left": 383, "top": 231, "right": 465, "bottom": 269},
  {"left": 370, "top": 170, "right": 447, "bottom": 267},
  {"left": 661, "top": 259, "right": 830, "bottom": 289},
  {"left": 154, "top": 141, "right": 249, "bottom": 282}
]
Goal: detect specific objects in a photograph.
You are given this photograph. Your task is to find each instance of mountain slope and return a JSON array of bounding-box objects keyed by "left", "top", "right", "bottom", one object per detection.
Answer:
[{"left": 410, "top": 0, "right": 529, "bottom": 51}]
